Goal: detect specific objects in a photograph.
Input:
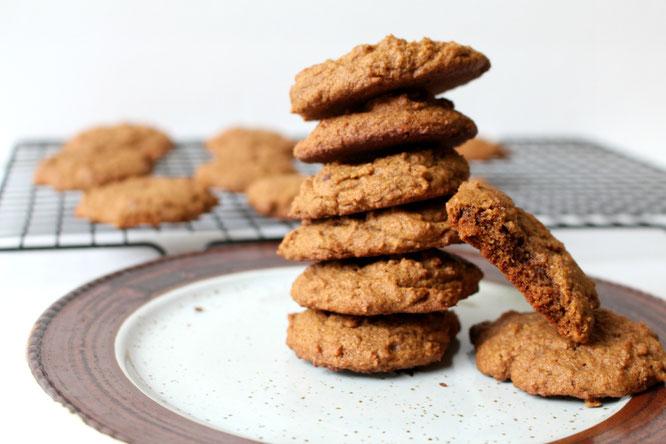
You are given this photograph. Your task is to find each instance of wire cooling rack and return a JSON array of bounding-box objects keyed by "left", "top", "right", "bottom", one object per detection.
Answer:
[{"left": 0, "top": 138, "right": 665, "bottom": 254}]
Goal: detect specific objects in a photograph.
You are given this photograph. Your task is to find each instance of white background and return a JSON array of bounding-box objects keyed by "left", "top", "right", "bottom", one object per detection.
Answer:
[
  {"left": 1, "top": 0, "right": 666, "bottom": 167},
  {"left": 1, "top": 1, "right": 666, "bottom": 443}
]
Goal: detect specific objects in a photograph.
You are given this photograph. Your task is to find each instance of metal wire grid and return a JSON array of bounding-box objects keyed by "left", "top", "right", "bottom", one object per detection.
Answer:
[{"left": 0, "top": 138, "right": 664, "bottom": 253}]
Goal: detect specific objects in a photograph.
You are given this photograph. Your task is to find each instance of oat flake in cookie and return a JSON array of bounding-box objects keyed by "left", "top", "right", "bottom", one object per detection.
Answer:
[
  {"left": 470, "top": 309, "right": 666, "bottom": 403},
  {"left": 446, "top": 179, "right": 600, "bottom": 343}
]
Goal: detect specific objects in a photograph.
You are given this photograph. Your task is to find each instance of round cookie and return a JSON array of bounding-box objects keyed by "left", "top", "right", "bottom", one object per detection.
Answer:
[
  {"left": 446, "top": 180, "right": 599, "bottom": 344},
  {"left": 278, "top": 199, "right": 460, "bottom": 261},
  {"left": 205, "top": 127, "right": 295, "bottom": 157},
  {"left": 34, "top": 149, "right": 153, "bottom": 191},
  {"left": 292, "top": 250, "right": 482, "bottom": 315},
  {"left": 294, "top": 94, "right": 477, "bottom": 163},
  {"left": 456, "top": 137, "right": 508, "bottom": 161},
  {"left": 289, "top": 148, "right": 469, "bottom": 219},
  {"left": 63, "top": 123, "right": 173, "bottom": 161},
  {"left": 195, "top": 149, "right": 296, "bottom": 192},
  {"left": 76, "top": 177, "right": 218, "bottom": 228},
  {"left": 470, "top": 309, "right": 666, "bottom": 403},
  {"left": 287, "top": 309, "right": 460, "bottom": 373},
  {"left": 290, "top": 35, "right": 490, "bottom": 120},
  {"left": 246, "top": 173, "right": 305, "bottom": 219}
]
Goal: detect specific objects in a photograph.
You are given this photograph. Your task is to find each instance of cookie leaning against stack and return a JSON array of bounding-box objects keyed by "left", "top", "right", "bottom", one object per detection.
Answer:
[{"left": 279, "top": 35, "right": 489, "bottom": 373}]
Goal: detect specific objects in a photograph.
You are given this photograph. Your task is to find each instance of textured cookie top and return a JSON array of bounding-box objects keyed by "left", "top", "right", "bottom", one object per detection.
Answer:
[
  {"left": 278, "top": 198, "right": 460, "bottom": 261},
  {"left": 294, "top": 94, "right": 477, "bottom": 163},
  {"left": 63, "top": 123, "right": 173, "bottom": 161},
  {"left": 455, "top": 138, "right": 508, "bottom": 161},
  {"left": 471, "top": 309, "right": 666, "bottom": 402},
  {"left": 76, "top": 177, "right": 218, "bottom": 228},
  {"left": 446, "top": 180, "right": 599, "bottom": 343},
  {"left": 290, "top": 35, "right": 490, "bottom": 120},
  {"left": 205, "top": 127, "right": 295, "bottom": 156},
  {"left": 292, "top": 249, "right": 482, "bottom": 315},
  {"left": 290, "top": 148, "right": 469, "bottom": 219},
  {"left": 246, "top": 173, "right": 305, "bottom": 219},
  {"left": 34, "top": 148, "right": 153, "bottom": 191},
  {"left": 195, "top": 148, "right": 296, "bottom": 192},
  {"left": 287, "top": 309, "right": 460, "bottom": 373}
]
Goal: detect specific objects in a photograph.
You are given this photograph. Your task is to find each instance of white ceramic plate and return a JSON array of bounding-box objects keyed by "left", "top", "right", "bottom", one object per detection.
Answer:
[{"left": 115, "top": 266, "right": 628, "bottom": 444}]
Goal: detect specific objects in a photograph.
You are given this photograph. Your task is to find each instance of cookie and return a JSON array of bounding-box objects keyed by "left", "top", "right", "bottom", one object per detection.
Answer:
[
  {"left": 76, "top": 177, "right": 218, "bottom": 228},
  {"left": 34, "top": 149, "right": 153, "bottom": 191},
  {"left": 63, "top": 123, "right": 173, "bottom": 161},
  {"left": 294, "top": 94, "right": 477, "bottom": 163},
  {"left": 456, "top": 138, "right": 508, "bottom": 161},
  {"left": 470, "top": 309, "right": 666, "bottom": 402},
  {"left": 205, "top": 127, "right": 295, "bottom": 157},
  {"left": 246, "top": 173, "right": 305, "bottom": 219},
  {"left": 289, "top": 148, "right": 469, "bottom": 219},
  {"left": 292, "top": 250, "right": 482, "bottom": 315},
  {"left": 446, "top": 180, "right": 599, "bottom": 343},
  {"left": 287, "top": 309, "right": 460, "bottom": 373},
  {"left": 195, "top": 148, "right": 296, "bottom": 192},
  {"left": 291, "top": 35, "right": 490, "bottom": 120},
  {"left": 278, "top": 199, "right": 460, "bottom": 261}
]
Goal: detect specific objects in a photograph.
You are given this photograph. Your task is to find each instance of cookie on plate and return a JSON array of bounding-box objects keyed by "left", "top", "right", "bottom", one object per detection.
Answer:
[
  {"left": 195, "top": 149, "right": 296, "bottom": 192},
  {"left": 63, "top": 123, "right": 173, "bottom": 161},
  {"left": 292, "top": 250, "right": 482, "bottom": 315},
  {"left": 446, "top": 180, "right": 600, "bottom": 343},
  {"left": 205, "top": 127, "right": 295, "bottom": 157},
  {"left": 294, "top": 94, "right": 477, "bottom": 163},
  {"left": 246, "top": 173, "right": 305, "bottom": 219},
  {"left": 76, "top": 177, "right": 218, "bottom": 228},
  {"left": 289, "top": 148, "right": 469, "bottom": 219},
  {"left": 278, "top": 199, "right": 460, "bottom": 261},
  {"left": 456, "top": 138, "right": 508, "bottom": 161},
  {"left": 34, "top": 149, "right": 153, "bottom": 191},
  {"left": 470, "top": 309, "right": 666, "bottom": 403},
  {"left": 287, "top": 309, "right": 460, "bottom": 373},
  {"left": 290, "top": 35, "right": 490, "bottom": 120}
]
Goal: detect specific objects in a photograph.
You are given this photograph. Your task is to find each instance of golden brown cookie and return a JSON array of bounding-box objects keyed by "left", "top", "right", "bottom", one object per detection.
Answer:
[
  {"left": 446, "top": 180, "right": 599, "bottom": 343},
  {"left": 34, "top": 149, "right": 153, "bottom": 191},
  {"left": 287, "top": 309, "right": 460, "bottom": 373},
  {"left": 76, "top": 177, "right": 218, "bottom": 228},
  {"left": 278, "top": 199, "right": 460, "bottom": 261},
  {"left": 456, "top": 137, "right": 508, "bottom": 161},
  {"left": 63, "top": 123, "right": 173, "bottom": 161},
  {"left": 290, "top": 148, "right": 469, "bottom": 219},
  {"left": 205, "top": 127, "right": 295, "bottom": 157},
  {"left": 246, "top": 173, "right": 305, "bottom": 219},
  {"left": 294, "top": 94, "right": 477, "bottom": 163},
  {"left": 291, "top": 35, "right": 491, "bottom": 120},
  {"left": 292, "top": 250, "right": 482, "bottom": 315},
  {"left": 195, "top": 148, "right": 296, "bottom": 192},
  {"left": 470, "top": 309, "right": 666, "bottom": 402}
]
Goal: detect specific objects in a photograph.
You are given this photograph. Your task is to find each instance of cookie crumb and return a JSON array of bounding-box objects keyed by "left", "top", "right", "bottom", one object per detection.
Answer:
[
  {"left": 194, "top": 306, "right": 204, "bottom": 312},
  {"left": 439, "top": 382, "right": 448, "bottom": 388}
]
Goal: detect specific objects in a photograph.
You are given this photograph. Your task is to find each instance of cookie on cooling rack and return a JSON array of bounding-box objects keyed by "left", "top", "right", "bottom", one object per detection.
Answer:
[
  {"left": 456, "top": 138, "right": 508, "bottom": 161},
  {"left": 76, "top": 177, "right": 218, "bottom": 228},
  {"left": 63, "top": 123, "right": 173, "bottom": 161},
  {"left": 246, "top": 173, "right": 305, "bottom": 219}
]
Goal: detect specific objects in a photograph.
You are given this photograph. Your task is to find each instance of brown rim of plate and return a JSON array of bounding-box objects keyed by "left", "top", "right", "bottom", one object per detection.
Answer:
[{"left": 27, "top": 242, "right": 666, "bottom": 444}]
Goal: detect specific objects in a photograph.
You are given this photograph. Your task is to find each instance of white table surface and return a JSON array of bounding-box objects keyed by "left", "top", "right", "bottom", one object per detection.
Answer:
[{"left": 1, "top": 228, "right": 665, "bottom": 443}]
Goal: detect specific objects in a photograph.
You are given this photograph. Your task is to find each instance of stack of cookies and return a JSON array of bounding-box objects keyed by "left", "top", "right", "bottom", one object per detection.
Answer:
[{"left": 279, "top": 35, "right": 490, "bottom": 373}]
